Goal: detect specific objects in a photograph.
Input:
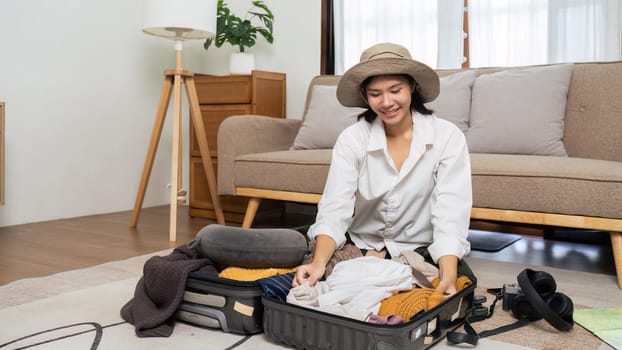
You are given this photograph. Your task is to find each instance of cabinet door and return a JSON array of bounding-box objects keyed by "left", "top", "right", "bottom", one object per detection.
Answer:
[
  {"left": 195, "top": 75, "right": 252, "bottom": 104},
  {"left": 189, "top": 156, "right": 248, "bottom": 221},
  {"left": 252, "top": 71, "right": 286, "bottom": 118},
  {"left": 189, "top": 104, "right": 252, "bottom": 157}
]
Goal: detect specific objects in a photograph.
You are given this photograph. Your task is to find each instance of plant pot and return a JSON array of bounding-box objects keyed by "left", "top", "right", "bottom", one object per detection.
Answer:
[{"left": 229, "top": 52, "right": 255, "bottom": 75}]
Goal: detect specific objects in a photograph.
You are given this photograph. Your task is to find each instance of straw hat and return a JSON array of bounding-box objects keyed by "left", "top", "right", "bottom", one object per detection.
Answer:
[{"left": 336, "top": 42, "right": 440, "bottom": 108}]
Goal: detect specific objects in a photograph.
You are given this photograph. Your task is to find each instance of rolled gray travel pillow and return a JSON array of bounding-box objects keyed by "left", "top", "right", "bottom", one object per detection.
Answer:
[{"left": 196, "top": 224, "right": 308, "bottom": 268}]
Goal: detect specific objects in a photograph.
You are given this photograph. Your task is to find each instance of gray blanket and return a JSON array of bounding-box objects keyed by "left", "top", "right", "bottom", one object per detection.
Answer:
[{"left": 120, "top": 241, "right": 218, "bottom": 337}]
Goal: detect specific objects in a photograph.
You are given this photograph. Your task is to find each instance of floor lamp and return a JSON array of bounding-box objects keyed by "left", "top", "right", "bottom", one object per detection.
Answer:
[{"left": 131, "top": 0, "right": 225, "bottom": 242}]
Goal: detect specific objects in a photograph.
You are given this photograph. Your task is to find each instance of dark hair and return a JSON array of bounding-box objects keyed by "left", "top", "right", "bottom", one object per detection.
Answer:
[{"left": 357, "top": 74, "right": 434, "bottom": 122}]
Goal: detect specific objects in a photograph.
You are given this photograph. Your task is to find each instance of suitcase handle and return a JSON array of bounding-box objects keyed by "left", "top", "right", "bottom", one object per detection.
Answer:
[
  {"left": 197, "top": 308, "right": 229, "bottom": 332},
  {"left": 177, "top": 304, "right": 230, "bottom": 332}
]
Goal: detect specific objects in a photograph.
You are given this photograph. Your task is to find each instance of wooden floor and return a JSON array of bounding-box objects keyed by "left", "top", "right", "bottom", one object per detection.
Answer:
[
  {"left": 469, "top": 220, "right": 615, "bottom": 275},
  {"left": 0, "top": 205, "right": 615, "bottom": 285},
  {"left": 0, "top": 205, "right": 313, "bottom": 285}
]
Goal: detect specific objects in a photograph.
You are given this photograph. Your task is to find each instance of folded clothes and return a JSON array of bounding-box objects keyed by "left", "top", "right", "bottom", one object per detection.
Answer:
[
  {"left": 286, "top": 280, "right": 331, "bottom": 306},
  {"left": 392, "top": 250, "right": 439, "bottom": 288},
  {"left": 219, "top": 266, "right": 296, "bottom": 281},
  {"left": 367, "top": 314, "right": 405, "bottom": 325},
  {"left": 378, "top": 287, "right": 445, "bottom": 321},
  {"left": 379, "top": 275, "right": 473, "bottom": 321},
  {"left": 257, "top": 273, "right": 295, "bottom": 302},
  {"left": 287, "top": 256, "right": 414, "bottom": 320},
  {"left": 303, "top": 242, "right": 363, "bottom": 278}
]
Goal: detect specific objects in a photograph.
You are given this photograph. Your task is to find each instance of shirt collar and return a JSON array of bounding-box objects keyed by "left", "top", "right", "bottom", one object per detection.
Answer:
[
  {"left": 412, "top": 111, "right": 434, "bottom": 151},
  {"left": 367, "top": 117, "right": 386, "bottom": 152},
  {"left": 366, "top": 111, "right": 435, "bottom": 153}
]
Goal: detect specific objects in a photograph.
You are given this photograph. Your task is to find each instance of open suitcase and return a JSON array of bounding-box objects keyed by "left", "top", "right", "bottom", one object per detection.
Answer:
[
  {"left": 261, "top": 276, "right": 476, "bottom": 350},
  {"left": 174, "top": 271, "right": 264, "bottom": 335},
  {"left": 174, "top": 224, "right": 308, "bottom": 335}
]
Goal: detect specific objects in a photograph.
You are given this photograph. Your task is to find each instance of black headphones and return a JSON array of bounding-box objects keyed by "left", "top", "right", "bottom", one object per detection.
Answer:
[
  {"left": 512, "top": 268, "right": 574, "bottom": 331},
  {"left": 447, "top": 268, "right": 574, "bottom": 346}
]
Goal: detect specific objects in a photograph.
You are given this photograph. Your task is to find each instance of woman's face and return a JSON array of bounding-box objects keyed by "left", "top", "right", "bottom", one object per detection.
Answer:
[{"left": 364, "top": 75, "right": 413, "bottom": 127}]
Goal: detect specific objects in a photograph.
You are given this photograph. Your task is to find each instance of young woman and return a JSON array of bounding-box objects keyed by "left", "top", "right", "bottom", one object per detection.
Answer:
[{"left": 294, "top": 43, "right": 473, "bottom": 296}]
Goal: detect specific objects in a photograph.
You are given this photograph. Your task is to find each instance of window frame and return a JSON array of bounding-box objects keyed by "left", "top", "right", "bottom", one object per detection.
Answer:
[{"left": 320, "top": 0, "right": 473, "bottom": 73}]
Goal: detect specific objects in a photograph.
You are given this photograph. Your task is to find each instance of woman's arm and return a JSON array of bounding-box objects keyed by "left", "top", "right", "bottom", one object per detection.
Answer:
[
  {"left": 436, "top": 255, "right": 459, "bottom": 295},
  {"left": 307, "top": 128, "right": 362, "bottom": 249},
  {"left": 428, "top": 126, "right": 472, "bottom": 263},
  {"left": 296, "top": 126, "right": 363, "bottom": 287},
  {"left": 293, "top": 234, "right": 337, "bottom": 287}
]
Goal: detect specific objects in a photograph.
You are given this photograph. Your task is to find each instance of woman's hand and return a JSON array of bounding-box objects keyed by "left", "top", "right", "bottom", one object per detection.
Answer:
[
  {"left": 435, "top": 276, "right": 458, "bottom": 296},
  {"left": 294, "top": 261, "right": 326, "bottom": 287},
  {"left": 293, "top": 234, "right": 336, "bottom": 287},
  {"left": 436, "top": 255, "right": 459, "bottom": 296}
]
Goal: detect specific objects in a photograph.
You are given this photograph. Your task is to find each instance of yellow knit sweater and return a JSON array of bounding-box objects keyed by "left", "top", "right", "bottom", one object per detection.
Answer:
[
  {"left": 218, "top": 266, "right": 297, "bottom": 281},
  {"left": 378, "top": 276, "right": 472, "bottom": 321}
]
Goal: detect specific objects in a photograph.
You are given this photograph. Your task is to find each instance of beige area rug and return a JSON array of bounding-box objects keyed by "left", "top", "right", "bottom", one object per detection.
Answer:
[{"left": 0, "top": 252, "right": 618, "bottom": 350}]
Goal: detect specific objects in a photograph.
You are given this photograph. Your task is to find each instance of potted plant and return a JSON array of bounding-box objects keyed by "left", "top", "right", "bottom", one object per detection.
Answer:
[{"left": 204, "top": 0, "right": 275, "bottom": 74}]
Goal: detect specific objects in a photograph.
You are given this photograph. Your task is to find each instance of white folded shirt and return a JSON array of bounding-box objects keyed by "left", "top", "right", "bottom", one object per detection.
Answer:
[{"left": 287, "top": 256, "right": 414, "bottom": 317}]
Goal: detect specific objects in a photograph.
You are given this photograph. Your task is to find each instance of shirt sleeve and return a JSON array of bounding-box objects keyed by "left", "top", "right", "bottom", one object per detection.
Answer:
[
  {"left": 427, "top": 126, "right": 472, "bottom": 262},
  {"left": 307, "top": 128, "right": 361, "bottom": 249}
]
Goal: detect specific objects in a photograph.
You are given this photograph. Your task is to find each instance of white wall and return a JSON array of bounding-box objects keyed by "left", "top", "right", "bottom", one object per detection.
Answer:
[{"left": 0, "top": 0, "right": 321, "bottom": 227}]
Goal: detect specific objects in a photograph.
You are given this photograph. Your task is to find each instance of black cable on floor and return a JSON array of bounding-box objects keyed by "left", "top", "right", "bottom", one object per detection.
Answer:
[
  {"left": 224, "top": 335, "right": 253, "bottom": 350},
  {"left": 0, "top": 321, "right": 126, "bottom": 350}
]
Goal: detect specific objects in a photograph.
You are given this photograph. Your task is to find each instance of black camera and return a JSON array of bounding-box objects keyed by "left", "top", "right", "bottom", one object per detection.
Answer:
[{"left": 501, "top": 283, "right": 523, "bottom": 311}]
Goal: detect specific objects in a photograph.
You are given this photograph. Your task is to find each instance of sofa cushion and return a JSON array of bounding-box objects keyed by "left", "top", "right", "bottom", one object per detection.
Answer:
[
  {"left": 291, "top": 85, "right": 365, "bottom": 150},
  {"left": 426, "top": 69, "right": 477, "bottom": 132},
  {"left": 292, "top": 70, "right": 477, "bottom": 149},
  {"left": 235, "top": 149, "right": 332, "bottom": 194},
  {"left": 470, "top": 153, "right": 622, "bottom": 219},
  {"left": 466, "top": 63, "right": 574, "bottom": 156},
  {"left": 562, "top": 61, "right": 622, "bottom": 162}
]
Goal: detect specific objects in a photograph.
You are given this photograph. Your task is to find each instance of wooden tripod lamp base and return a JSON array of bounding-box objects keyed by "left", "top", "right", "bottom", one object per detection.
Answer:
[
  {"left": 136, "top": 0, "right": 223, "bottom": 241},
  {"left": 130, "top": 67, "right": 225, "bottom": 241}
]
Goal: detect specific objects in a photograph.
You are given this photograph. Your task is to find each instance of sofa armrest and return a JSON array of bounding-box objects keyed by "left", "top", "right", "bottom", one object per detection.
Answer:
[{"left": 217, "top": 115, "right": 302, "bottom": 195}]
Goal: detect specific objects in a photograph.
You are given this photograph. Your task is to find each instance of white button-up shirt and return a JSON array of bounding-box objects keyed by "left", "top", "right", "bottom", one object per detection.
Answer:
[{"left": 308, "top": 112, "right": 472, "bottom": 262}]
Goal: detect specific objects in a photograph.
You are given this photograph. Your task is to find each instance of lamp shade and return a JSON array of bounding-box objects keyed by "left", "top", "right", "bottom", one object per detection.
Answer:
[{"left": 143, "top": 0, "right": 216, "bottom": 40}]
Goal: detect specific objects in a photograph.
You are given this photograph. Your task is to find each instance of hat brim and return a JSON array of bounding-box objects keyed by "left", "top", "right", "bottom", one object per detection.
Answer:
[{"left": 336, "top": 57, "right": 440, "bottom": 108}]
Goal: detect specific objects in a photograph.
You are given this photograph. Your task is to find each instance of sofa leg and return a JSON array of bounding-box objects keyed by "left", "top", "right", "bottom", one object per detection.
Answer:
[
  {"left": 242, "top": 198, "right": 262, "bottom": 228},
  {"left": 611, "top": 231, "right": 622, "bottom": 289}
]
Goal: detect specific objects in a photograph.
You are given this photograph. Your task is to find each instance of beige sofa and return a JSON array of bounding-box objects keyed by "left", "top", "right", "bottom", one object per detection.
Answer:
[{"left": 217, "top": 61, "right": 622, "bottom": 288}]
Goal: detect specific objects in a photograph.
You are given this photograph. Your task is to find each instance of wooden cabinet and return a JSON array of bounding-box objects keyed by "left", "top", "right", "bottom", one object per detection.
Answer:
[{"left": 189, "top": 70, "right": 286, "bottom": 222}]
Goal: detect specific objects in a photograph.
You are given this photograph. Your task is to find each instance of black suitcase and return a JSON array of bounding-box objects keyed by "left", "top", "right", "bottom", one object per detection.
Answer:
[
  {"left": 262, "top": 277, "right": 476, "bottom": 350},
  {"left": 175, "top": 271, "right": 264, "bottom": 335}
]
